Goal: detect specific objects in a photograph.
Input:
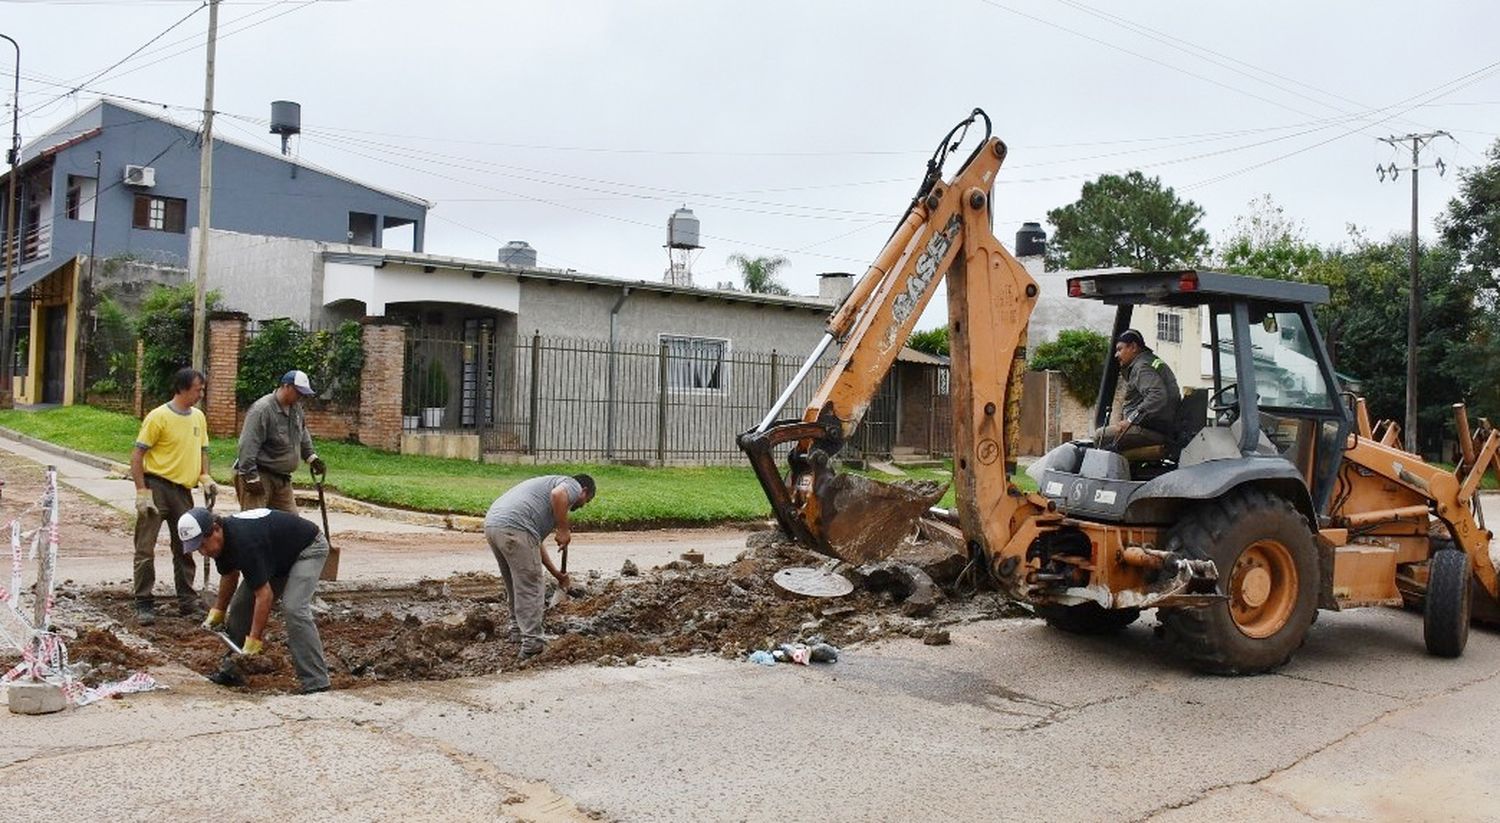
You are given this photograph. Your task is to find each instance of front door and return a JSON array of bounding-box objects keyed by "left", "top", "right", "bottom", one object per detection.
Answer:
[{"left": 41, "top": 306, "right": 66, "bottom": 404}]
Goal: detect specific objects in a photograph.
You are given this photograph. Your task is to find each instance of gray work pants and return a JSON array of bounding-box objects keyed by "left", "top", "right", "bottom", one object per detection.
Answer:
[
  {"left": 486, "top": 526, "right": 545, "bottom": 653},
  {"left": 226, "top": 533, "right": 330, "bottom": 692}
]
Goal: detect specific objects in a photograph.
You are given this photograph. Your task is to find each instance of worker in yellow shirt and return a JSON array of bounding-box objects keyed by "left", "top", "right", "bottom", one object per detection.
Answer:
[{"left": 131, "top": 367, "right": 217, "bottom": 625}]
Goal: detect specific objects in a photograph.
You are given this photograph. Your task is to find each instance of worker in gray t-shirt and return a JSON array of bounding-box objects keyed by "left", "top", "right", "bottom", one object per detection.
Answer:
[{"left": 483, "top": 474, "right": 596, "bottom": 660}]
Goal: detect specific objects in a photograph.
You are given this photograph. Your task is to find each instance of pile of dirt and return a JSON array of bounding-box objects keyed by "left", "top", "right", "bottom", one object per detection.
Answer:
[{"left": 78, "top": 532, "right": 1027, "bottom": 694}]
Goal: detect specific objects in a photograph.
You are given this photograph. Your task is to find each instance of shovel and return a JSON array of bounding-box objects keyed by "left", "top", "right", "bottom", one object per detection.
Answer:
[
  {"left": 200, "top": 481, "right": 217, "bottom": 605},
  {"left": 549, "top": 544, "right": 571, "bottom": 608},
  {"left": 312, "top": 466, "right": 340, "bottom": 581}
]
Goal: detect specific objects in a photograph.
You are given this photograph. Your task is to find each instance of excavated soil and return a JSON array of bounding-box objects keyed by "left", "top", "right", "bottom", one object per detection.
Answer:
[{"left": 71, "top": 537, "right": 1025, "bottom": 694}]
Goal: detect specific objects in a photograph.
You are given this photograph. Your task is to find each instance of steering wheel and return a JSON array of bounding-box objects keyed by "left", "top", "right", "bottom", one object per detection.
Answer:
[{"left": 1209, "top": 383, "right": 1240, "bottom": 424}]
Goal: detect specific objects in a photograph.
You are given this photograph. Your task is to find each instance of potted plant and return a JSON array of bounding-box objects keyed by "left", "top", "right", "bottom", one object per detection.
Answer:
[{"left": 420, "top": 359, "right": 449, "bottom": 429}]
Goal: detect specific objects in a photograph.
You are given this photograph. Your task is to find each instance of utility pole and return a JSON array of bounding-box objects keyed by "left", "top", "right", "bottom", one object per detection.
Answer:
[
  {"left": 1377, "top": 130, "right": 1449, "bottom": 455},
  {"left": 191, "top": 0, "right": 220, "bottom": 373},
  {"left": 1, "top": 33, "right": 20, "bottom": 407}
]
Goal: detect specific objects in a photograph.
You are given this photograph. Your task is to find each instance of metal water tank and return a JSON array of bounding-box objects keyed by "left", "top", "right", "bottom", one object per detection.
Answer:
[
  {"left": 270, "top": 100, "right": 301, "bottom": 155},
  {"left": 668, "top": 207, "right": 701, "bottom": 249},
  {"left": 498, "top": 241, "right": 537, "bottom": 268},
  {"left": 1015, "top": 222, "right": 1047, "bottom": 257}
]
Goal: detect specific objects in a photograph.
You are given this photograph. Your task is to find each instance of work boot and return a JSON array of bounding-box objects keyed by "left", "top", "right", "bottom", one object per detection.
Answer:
[
  {"left": 506, "top": 626, "right": 522, "bottom": 645},
  {"left": 135, "top": 601, "right": 157, "bottom": 626},
  {"left": 178, "top": 597, "right": 207, "bottom": 619},
  {"left": 299, "top": 684, "right": 330, "bottom": 695},
  {"left": 518, "top": 643, "right": 545, "bottom": 662}
]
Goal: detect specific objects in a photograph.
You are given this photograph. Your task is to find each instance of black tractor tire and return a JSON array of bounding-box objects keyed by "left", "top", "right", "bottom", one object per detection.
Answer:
[
  {"left": 1036, "top": 603, "right": 1141, "bottom": 635},
  {"left": 1159, "top": 488, "right": 1320, "bottom": 675},
  {"left": 1424, "top": 549, "right": 1471, "bottom": 658}
]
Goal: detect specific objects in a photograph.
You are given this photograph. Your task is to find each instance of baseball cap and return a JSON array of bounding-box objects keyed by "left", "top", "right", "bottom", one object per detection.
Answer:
[
  {"left": 281, "top": 369, "right": 315, "bottom": 396},
  {"left": 177, "top": 507, "right": 214, "bottom": 554},
  {"left": 1116, "top": 329, "right": 1146, "bottom": 347}
]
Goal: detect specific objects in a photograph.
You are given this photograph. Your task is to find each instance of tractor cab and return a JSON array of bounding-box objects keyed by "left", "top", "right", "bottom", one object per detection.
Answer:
[{"left": 1030, "top": 270, "right": 1352, "bottom": 526}]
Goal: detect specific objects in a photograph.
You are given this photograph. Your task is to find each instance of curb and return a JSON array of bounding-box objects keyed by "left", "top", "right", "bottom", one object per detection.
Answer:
[{"left": 0, "top": 426, "right": 129, "bottom": 475}]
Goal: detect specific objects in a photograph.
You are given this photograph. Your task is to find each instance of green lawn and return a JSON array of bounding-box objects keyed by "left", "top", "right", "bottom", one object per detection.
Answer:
[{"left": 0, "top": 405, "right": 1039, "bottom": 528}]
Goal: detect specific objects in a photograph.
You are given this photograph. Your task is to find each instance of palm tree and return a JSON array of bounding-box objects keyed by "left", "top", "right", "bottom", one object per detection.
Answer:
[{"left": 727, "top": 253, "right": 792, "bottom": 295}]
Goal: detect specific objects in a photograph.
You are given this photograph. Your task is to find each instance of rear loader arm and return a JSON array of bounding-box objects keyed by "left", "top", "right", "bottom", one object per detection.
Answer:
[
  {"left": 1340, "top": 430, "right": 1500, "bottom": 600},
  {"left": 739, "top": 110, "right": 1051, "bottom": 576}
]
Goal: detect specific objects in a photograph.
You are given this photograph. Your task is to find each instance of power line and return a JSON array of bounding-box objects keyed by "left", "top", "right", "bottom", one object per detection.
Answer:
[{"left": 25, "top": 1, "right": 206, "bottom": 114}]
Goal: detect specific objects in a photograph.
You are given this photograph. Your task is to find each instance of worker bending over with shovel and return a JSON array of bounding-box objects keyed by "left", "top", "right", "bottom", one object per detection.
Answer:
[
  {"left": 178, "top": 506, "right": 332, "bottom": 694},
  {"left": 484, "top": 474, "right": 596, "bottom": 661}
]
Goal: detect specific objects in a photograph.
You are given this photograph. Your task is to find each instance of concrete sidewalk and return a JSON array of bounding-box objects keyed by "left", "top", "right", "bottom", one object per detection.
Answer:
[{"left": 0, "top": 431, "right": 439, "bottom": 537}]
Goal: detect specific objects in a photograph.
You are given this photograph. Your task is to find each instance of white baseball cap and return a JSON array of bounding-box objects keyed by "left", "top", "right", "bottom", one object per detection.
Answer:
[
  {"left": 177, "top": 507, "right": 214, "bottom": 554},
  {"left": 281, "top": 369, "right": 315, "bottom": 396}
]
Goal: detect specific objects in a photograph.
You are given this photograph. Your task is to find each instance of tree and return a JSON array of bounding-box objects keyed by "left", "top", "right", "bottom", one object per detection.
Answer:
[
  {"left": 1046, "top": 171, "right": 1211, "bottom": 271},
  {"left": 136, "top": 283, "right": 221, "bottom": 401},
  {"left": 1030, "top": 328, "right": 1110, "bottom": 407},
  {"left": 1439, "top": 137, "right": 1500, "bottom": 300},
  {"left": 1218, "top": 196, "right": 1350, "bottom": 364},
  {"left": 1438, "top": 139, "right": 1500, "bottom": 420},
  {"left": 727, "top": 253, "right": 791, "bottom": 295},
  {"left": 907, "top": 327, "right": 949, "bottom": 357}
]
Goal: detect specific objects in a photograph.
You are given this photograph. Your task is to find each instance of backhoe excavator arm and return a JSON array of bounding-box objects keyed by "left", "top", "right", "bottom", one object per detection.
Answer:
[{"left": 739, "top": 109, "right": 1053, "bottom": 577}]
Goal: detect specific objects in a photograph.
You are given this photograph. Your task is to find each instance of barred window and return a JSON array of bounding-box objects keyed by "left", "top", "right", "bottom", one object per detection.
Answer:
[
  {"left": 661, "top": 334, "right": 728, "bottom": 392},
  {"left": 1156, "top": 311, "right": 1182, "bottom": 344}
]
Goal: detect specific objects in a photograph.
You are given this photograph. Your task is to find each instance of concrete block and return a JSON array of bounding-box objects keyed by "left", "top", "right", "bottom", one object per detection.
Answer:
[{"left": 8, "top": 681, "right": 67, "bottom": 715}]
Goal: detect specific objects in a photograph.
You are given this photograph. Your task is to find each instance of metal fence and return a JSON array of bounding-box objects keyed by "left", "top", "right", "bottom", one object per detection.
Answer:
[{"left": 403, "top": 328, "right": 911, "bottom": 465}]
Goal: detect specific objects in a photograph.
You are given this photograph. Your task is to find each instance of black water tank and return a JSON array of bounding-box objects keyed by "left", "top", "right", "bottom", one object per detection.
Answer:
[{"left": 1016, "top": 222, "right": 1047, "bottom": 257}]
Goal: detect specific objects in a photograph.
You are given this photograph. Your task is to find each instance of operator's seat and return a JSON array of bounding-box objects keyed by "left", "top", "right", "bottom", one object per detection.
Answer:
[{"left": 1119, "top": 387, "right": 1210, "bottom": 463}]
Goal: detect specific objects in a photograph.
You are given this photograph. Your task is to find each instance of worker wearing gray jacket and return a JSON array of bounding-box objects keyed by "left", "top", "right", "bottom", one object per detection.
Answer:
[
  {"left": 234, "top": 370, "right": 326, "bottom": 512},
  {"left": 1094, "top": 329, "right": 1180, "bottom": 452}
]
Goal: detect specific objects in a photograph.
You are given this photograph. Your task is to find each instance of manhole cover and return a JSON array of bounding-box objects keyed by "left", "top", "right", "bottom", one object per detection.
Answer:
[{"left": 773, "top": 567, "right": 854, "bottom": 598}]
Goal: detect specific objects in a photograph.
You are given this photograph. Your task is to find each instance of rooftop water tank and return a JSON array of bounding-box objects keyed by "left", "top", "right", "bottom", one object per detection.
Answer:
[
  {"left": 668, "top": 207, "right": 701, "bottom": 249},
  {"left": 498, "top": 241, "right": 537, "bottom": 268},
  {"left": 1015, "top": 222, "right": 1047, "bottom": 257},
  {"left": 270, "top": 100, "right": 301, "bottom": 155}
]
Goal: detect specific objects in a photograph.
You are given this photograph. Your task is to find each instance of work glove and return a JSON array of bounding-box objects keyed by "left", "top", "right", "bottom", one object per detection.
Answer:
[
  {"left": 242, "top": 473, "right": 264, "bottom": 497},
  {"left": 199, "top": 474, "right": 218, "bottom": 509},
  {"left": 135, "top": 488, "right": 159, "bottom": 519},
  {"left": 201, "top": 608, "right": 225, "bottom": 631},
  {"left": 241, "top": 636, "right": 264, "bottom": 656},
  {"left": 308, "top": 455, "right": 327, "bottom": 477}
]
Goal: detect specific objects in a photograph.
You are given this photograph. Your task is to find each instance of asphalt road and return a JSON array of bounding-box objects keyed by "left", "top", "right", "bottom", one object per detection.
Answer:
[{"left": 3, "top": 599, "right": 1498, "bottom": 821}]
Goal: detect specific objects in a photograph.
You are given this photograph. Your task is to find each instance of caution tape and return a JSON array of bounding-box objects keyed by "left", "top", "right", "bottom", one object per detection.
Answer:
[{"left": 0, "top": 467, "right": 162, "bottom": 708}]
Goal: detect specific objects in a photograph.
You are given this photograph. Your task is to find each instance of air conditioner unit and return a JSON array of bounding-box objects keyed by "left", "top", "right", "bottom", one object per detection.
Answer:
[{"left": 122, "top": 164, "right": 156, "bottom": 187}]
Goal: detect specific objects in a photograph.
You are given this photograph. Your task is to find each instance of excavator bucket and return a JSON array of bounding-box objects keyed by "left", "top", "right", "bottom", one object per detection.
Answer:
[
  {"left": 809, "top": 472, "right": 947, "bottom": 565},
  {"left": 738, "top": 420, "right": 946, "bottom": 565}
]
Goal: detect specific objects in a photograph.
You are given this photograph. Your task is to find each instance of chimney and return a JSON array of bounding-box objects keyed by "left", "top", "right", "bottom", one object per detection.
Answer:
[{"left": 818, "top": 272, "right": 854, "bottom": 302}]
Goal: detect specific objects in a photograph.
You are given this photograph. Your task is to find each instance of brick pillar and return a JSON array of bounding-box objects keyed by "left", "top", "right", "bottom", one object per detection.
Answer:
[
  {"left": 358, "top": 320, "right": 406, "bottom": 451},
  {"left": 205, "top": 312, "right": 249, "bottom": 436}
]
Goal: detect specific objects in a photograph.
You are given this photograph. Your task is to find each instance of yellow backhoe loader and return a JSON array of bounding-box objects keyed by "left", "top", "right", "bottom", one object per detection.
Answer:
[{"left": 739, "top": 109, "right": 1500, "bottom": 673}]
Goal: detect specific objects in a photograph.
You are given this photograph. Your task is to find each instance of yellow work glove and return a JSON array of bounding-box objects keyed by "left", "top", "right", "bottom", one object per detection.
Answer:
[
  {"left": 242, "top": 636, "right": 264, "bottom": 656},
  {"left": 201, "top": 608, "right": 225, "bottom": 631},
  {"left": 135, "top": 488, "right": 159, "bottom": 519},
  {"left": 199, "top": 474, "right": 218, "bottom": 508}
]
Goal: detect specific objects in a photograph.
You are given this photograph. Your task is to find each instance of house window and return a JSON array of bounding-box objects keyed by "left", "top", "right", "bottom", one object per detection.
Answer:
[
  {"left": 65, "top": 176, "right": 98, "bottom": 222},
  {"left": 661, "top": 334, "right": 728, "bottom": 391},
  {"left": 132, "top": 195, "right": 187, "bottom": 233},
  {"left": 1156, "top": 311, "right": 1182, "bottom": 344},
  {"left": 10, "top": 299, "right": 29, "bottom": 378}
]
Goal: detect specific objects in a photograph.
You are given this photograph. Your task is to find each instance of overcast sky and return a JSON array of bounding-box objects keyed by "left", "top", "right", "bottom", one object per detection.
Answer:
[{"left": 4, "top": 0, "right": 1497, "bottom": 330}]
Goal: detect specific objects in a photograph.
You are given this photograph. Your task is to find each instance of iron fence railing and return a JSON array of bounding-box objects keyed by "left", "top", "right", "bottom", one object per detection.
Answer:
[{"left": 402, "top": 329, "right": 910, "bottom": 465}]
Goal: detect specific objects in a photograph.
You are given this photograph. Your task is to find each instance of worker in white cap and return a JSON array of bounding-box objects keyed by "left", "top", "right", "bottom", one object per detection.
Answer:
[{"left": 233, "top": 369, "right": 326, "bottom": 512}]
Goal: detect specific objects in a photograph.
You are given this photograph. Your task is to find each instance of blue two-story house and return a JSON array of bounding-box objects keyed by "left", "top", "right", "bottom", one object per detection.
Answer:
[{"left": 0, "top": 99, "right": 428, "bottom": 404}]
